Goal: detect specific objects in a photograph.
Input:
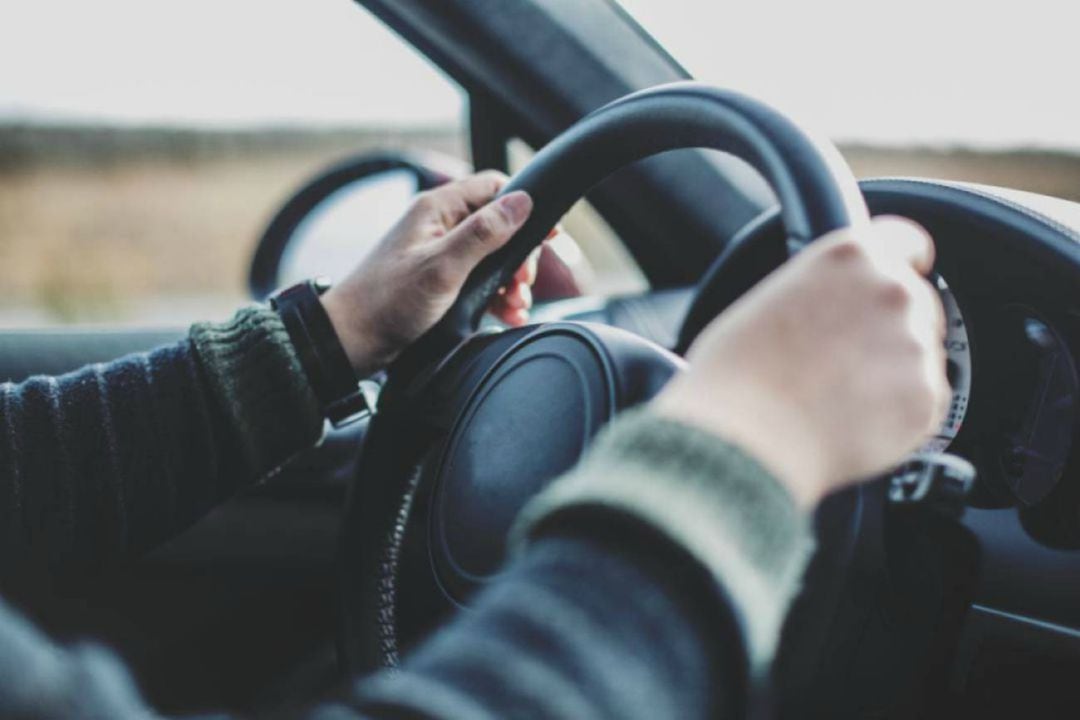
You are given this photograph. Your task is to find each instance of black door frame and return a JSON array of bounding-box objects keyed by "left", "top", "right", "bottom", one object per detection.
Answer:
[{"left": 355, "top": 0, "right": 775, "bottom": 288}]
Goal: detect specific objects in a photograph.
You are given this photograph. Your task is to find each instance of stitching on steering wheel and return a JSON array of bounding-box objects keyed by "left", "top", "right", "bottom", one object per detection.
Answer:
[{"left": 376, "top": 463, "right": 423, "bottom": 668}]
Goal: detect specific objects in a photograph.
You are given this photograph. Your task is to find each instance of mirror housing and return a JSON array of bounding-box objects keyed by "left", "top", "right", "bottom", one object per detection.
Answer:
[{"left": 248, "top": 152, "right": 464, "bottom": 300}]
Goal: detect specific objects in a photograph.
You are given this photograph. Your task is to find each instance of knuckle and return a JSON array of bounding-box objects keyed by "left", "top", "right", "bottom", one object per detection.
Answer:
[
  {"left": 877, "top": 278, "right": 912, "bottom": 310},
  {"left": 882, "top": 215, "right": 934, "bottom": 246},
  {"left": 466, "top": 211, "right": 498, "bottom": 244},
  {"left": 443, "top": 196, "right": 471, "bottom": 227},
  {"left": 476, "top": 169, "right": 508, "bottom": 188},
  {"left": 411, "top": 191, "right": 438, "bottom": 214},
  {"left": 823, "top": 235, "right": 867, "bottom": 264}
]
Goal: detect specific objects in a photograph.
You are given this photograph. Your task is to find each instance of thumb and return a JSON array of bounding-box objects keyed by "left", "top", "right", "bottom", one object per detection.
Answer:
[
  {"left": 440, "top": 190, "right": 533, "bottom": 269},
  {"left": 869, "top": 216, "right": 936, "bottom": 276}
]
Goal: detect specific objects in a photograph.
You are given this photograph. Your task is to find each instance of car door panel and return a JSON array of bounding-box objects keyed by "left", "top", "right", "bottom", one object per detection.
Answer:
[{"left": 0, "top": 329, "right": 186, "bottom": 382}]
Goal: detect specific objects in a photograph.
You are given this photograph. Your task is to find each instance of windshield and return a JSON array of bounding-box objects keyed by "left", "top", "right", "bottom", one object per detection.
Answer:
[{"left": 619, "top": 0, "right": 1079, "bottom": 151}]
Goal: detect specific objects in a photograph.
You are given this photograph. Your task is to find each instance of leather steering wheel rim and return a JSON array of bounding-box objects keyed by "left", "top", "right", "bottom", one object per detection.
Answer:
[
  {"left": 389, "top": 81, "right": 868, "bottom": 388},
  {"left": 340, "top": 81, "right": 870, "bottom": 678}
]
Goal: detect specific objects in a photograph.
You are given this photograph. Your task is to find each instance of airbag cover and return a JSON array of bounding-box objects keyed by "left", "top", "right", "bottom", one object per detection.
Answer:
[{"left": 430, "top": 328, "right": 615, "bottom": 601}]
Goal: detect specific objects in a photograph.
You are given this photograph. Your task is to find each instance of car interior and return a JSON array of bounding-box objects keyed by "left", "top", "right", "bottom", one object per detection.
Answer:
[{"left": 3, "top": 1, "right": 1080, "bottom": 718}]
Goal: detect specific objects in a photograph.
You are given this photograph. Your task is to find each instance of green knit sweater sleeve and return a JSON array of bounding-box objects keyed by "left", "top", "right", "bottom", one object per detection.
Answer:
[
  {"left": 0, "top": 305, "right": 324, "bottom": 587},
  {"left": 512, "top": 407, "right": 816, "bottom": 674},
  {"left": 190, "top": 305, "right": 323, "bottom": 480}
]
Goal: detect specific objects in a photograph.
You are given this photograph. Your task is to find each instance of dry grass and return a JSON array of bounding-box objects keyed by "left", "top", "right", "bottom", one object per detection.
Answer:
[
  {"left": 0, "top": 126, "right": 464, "bottom": 324},
  {"left": 2, "top": 125, "right": 1078, "bottom": 326},
  {"left": 842, "top": 145, "right": 1080, "bottom": 202}
]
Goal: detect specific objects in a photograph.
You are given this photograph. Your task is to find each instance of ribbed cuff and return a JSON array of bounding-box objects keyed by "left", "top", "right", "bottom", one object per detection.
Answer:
[
  {"left": 191, "top": 306, "right": 323, "bottom": 480},
  {"left": 511, "top": 408, "right": 815, "bottom": 673}
]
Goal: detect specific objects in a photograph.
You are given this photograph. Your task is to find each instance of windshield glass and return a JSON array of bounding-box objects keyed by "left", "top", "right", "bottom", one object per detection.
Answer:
[{"left": 619, "top": 0, "right": 1079, "bottom": 151}]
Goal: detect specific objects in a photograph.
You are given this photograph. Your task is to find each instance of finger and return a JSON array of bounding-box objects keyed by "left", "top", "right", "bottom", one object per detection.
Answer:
[
  {"left": 494, "top": 304, "right": 530, "bottom": 327},
  {"left": 438, "top": 170, "right": 509, "bottom": 211},
  {"left": 935, "top": 360, "right": 953, "bottom": 425},
  {"left": 930, "top": 280, "right": 946, "bottom": 339},
  {"left": 926, "top": 342, "right": 952, "bottom": 432},
  {"left": 488, "top": 280, "right": 531, "bottom": 312},
  {"left": 419, "top": 171, "right": 510, "bottom": 229},
  {"left": 490, "top": 293, "right": 518, "bottom": 325},
  {"left": 457, "top": 170, "right": 511, "bottom": 207},
  {"left": 514, "top": 246, "right": 542, "bottom": 285},
  {"left": 869, "top": 216, "right": 936, "bottom": 276},
  {"left": 439, "top": 190, "right": 533, "bottom": 268},
  {"left": 489, "top": 276, "right": 534, "bottom": 324},
  {"left": 897, "top": 268, "right": 946, "bottom": 349},
  {"left": 501, "top": 280, "right": 532, "bottom": 311}
]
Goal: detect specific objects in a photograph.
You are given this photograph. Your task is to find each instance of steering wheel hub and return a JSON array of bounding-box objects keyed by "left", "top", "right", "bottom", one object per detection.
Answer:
[{"left": 429, "top": 328, "right": 618, "bottom": 601}]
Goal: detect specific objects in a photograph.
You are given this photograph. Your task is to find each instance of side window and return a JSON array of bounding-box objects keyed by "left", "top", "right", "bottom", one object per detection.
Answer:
[{"left": 0, "top": 3, "right": 466, "bottom": 327}]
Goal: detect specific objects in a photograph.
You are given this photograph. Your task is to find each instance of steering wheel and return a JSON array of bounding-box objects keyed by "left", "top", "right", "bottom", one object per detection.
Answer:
[{"left": 337, "top": 82, "right": 870, "bottom": 691}]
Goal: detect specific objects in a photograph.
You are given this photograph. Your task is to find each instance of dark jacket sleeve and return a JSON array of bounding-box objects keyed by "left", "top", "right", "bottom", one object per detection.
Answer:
[
  {"left": 337, "top": 531, "right": 744, "bottom": 720},
  {"left": 0, "top": 530, "right": 740, "bottom": 720},
  {"left": 0, "top": 408, "right": 813, "bottom": 720},
  {"left": 331, "top": 411, "right": 813, "bottom": 719},
  {"left": 0, "top": 306, "right": 323, "bottom": 588}
]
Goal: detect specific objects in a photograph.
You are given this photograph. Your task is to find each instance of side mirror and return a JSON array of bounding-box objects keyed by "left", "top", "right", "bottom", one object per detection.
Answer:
[{"left": 248, "top": 152, "right": 464, "bottom": 300}]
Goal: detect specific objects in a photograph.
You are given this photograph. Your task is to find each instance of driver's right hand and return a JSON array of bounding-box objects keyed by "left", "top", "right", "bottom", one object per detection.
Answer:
[{"left": 655, "top": 216, "right": 950, "bottom": 508}]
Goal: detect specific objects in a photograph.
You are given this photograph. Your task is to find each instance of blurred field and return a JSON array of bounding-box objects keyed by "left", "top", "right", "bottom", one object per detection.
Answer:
[
  {"left": 2, "top": 124, "right": 1079, "bottom": 326},
  {"left": 0, "top": 125, "right": 464, "bottom": 325},
  {"left": 841, "top": 144, "right": 1080, "bottom": 201}
]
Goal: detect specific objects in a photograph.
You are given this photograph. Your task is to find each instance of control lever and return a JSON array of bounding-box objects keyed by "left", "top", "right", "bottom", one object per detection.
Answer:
[
  {"left": 808, "top": 452, "right": 981, "bottom": 717},
  {"left": 887, "top": 452, "right": 976, "bottom": 517}
]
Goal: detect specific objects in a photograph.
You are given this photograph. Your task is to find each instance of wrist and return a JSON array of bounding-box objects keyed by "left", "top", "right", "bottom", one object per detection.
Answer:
[
  {"left": 320, "top": 286, "right": 390, "bottom": 377},
  {"left": 270, "top": 280, "right": 374, "bottom": 426},
  {"left": 651, "top": 378, "right": 829, "bottom": 509}
]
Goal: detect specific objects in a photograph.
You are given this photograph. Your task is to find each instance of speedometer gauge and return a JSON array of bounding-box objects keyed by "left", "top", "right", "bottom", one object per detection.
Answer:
[{"left": 924, "top": 275, "right": 972, "bottom": 452}]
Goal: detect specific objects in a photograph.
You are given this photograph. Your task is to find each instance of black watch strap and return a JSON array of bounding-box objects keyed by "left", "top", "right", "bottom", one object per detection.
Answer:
[{"left": 270, "top": 279, "right": 370, "bottom": 426}]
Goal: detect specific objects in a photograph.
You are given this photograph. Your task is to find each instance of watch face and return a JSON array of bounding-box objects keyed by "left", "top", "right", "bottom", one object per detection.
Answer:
[{"left": 270, "top": 281, "right": 306, "bottom": 309}]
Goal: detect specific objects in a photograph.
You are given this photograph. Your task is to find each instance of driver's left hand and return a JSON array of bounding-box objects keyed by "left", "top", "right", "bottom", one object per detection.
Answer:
[{"left": 320, "top": 171, "right": 538, "bottom": 376}]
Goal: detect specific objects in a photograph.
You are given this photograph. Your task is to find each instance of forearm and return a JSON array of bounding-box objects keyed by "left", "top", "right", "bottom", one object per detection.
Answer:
[
  {"left": 513, "top": 409, "right": 816, "bottom": 674},
  {"left": 0, "top": 532, "right": 736, "bottom": 720},
  {"left": 0, "top": 408, "right": 811, "bottom": 719},
  {"left": 341, "top": 409, "right": 812, "bottom": 718},
  {"left": 0, "top": 307, "right": 322, "bottom": 587},
  {"left": 339, "top": 532, "right": 739, "bottom": 720}
]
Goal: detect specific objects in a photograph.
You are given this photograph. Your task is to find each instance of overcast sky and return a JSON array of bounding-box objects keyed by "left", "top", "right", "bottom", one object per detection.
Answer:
[{"left": 2, "top": 0, "right": 1079, "bottom": 149}]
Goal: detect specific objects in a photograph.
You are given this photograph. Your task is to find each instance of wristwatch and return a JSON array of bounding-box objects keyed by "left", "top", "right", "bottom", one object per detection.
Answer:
[{"left": 270, "top": 278, "right": 375, "bottom": 426}]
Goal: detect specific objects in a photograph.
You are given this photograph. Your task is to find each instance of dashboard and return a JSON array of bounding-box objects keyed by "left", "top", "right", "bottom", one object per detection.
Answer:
[
  {"left": 864, "top": 179, "right": 1080, "bottom": 715},
  {"left": 859, "top": 180, "right": 1080, "bottom": 530},
  {"left": 541, "top": 177, "right": 1080, "bottom": 714}
]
